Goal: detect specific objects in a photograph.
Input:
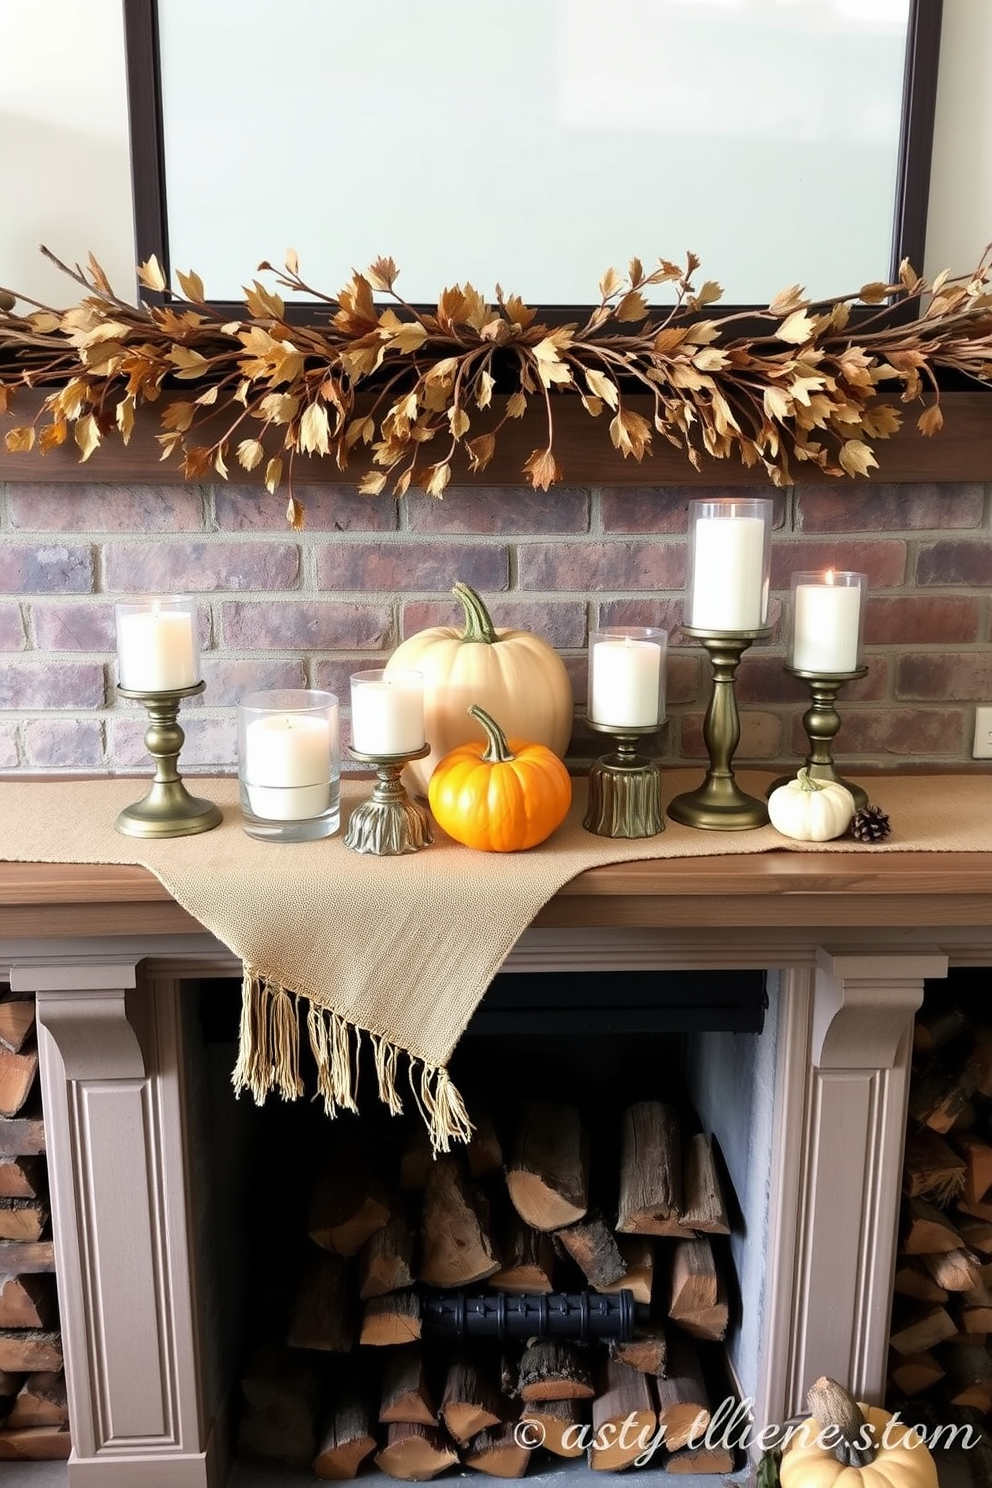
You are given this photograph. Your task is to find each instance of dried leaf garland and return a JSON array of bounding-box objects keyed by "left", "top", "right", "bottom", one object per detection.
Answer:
[{"left": 3, "top": 243, "right": 992, "bottom": 523}]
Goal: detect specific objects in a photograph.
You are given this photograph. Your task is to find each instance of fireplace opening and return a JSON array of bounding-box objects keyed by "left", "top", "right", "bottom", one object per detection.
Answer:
[{"left": 188, "top": 967, "right": 778, "bottom": 1485}]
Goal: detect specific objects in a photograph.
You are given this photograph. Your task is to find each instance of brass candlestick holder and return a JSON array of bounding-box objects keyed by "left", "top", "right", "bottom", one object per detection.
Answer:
[
  {"left": 115, "top": 682, "right": 222, "bottom": 838},
  {"left": 668, "top": 626, "right": 772, "bottom": 831},
  {"left": 344, "top": 743, "right": 433, "bottom": 855},
  {"left": 583, "top": 721, "right": 665, "bottom": 838},
  {"left": 770, "top": 666, "right": 869, "bottom": 810}
]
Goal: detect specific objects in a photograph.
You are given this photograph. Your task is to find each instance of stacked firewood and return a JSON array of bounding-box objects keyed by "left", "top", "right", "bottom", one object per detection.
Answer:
[
  {"left": 0, "top": 987, "right": 70, "bottom": 1462},
  {"left": 888, "top": 999, "right": 992, "bottom": 1431},
  {"left": 237, "top": 1098, "right": 739, "bottom": 1479}
]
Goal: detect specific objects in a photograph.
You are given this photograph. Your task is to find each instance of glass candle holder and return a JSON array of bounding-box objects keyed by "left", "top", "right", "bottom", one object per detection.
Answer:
[
  {"left": 685, "top": 498, "right": 773, "bottom": 632},
  {"left": 789, "top": 570, "right": 867, "bottom": 674},
  {"left": 350, "top": 670, "right": 425, "bottom": 756},
  {"left": 237, "top": 690, "right": 340, "bottom": 842},
  {"left": 115, "top": 596, "right": 199, "bottom": 692},
  {"left": 588, "top": 628, "right": 667, "bottom": 729}
]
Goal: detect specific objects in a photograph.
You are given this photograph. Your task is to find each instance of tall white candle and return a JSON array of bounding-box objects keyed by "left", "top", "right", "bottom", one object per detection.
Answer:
[
  {"left": 243, "top": 712, "right": 332, "bottom": 821},
  {"left": 690, "top": 514, "right": 767, "bottom": 630},
  {"left": 116, "top": 602, "right": 197, "bottom": 691},
  {"left": 351, "top": 673, "right": 425, "bottom": 754},
  {"left": 793, "top": 576, "right": 863, "bottom": 672},
  {"left": 590, "top": 637, "right": 663, "bottom": 727}
]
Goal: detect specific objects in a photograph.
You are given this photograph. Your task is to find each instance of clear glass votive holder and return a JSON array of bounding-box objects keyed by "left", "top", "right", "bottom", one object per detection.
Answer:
[
  {"left": 588, "top": 628, "right": 667, "bottom": 729},
  {"left": 237, "top": 690, "right": 340, "bottom": 842},
  {"left": 115, "top": 596, "right": 199, "bottom": 692},
  {"left": 350, "top": 669, "right": 426, "bottom": 756},
  {"left": 685, "top": 498, "right": 773, "bottom": 632},
  {"left": 789, "top": 570, "right": 867, "bottom": 674}
]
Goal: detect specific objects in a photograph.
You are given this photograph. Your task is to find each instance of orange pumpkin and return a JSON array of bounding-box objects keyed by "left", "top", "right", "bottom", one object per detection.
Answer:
[{"left": 428, "top": 705, "right": 572, "bottom": 852}]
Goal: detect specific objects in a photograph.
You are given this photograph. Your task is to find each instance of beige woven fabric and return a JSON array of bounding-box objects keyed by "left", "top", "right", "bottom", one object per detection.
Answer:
[{"left": 1, "top": 771, "right": 988, "bottom": 1142}]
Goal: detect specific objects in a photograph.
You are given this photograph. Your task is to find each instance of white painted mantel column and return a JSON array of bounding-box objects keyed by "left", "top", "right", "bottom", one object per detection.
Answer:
[
  {"left": 761, "top": 946, "right": 948, "bottom": 1426},
  {"left": 10, "top": 955, "right": 219, "bottom": 1488}
]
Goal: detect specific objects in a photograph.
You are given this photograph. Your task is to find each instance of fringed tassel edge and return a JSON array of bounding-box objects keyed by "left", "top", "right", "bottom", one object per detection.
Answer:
[{"left": 231, "top": 966, "right": 473, "bottom": 1153}]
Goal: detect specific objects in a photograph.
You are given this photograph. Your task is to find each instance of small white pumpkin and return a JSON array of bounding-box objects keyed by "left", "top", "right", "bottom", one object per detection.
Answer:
[{"left": 768, "top": 768, "right": 855, "bottom": 842}]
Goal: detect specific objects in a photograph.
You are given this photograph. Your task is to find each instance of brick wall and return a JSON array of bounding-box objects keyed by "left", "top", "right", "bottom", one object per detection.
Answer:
[{"left": 0, "top": 480, "right": 988, "bottom": 774}]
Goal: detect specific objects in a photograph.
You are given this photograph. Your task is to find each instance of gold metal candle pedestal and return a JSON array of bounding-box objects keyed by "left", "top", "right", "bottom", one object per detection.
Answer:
[
  {"left": 668, "top": 627, "right": 772, "bottom": 831},
  {"left": 583, "top": 721, "right": 665, "bottom": 838},
  {"left": 769, "top": 666, "right": 869, "bottom": 811},
  {"left": 343, "top": 743, "right": 433, "bottom": 855},
  {"left": 115, "top": 682, "right": 222, "bottom": 838}
]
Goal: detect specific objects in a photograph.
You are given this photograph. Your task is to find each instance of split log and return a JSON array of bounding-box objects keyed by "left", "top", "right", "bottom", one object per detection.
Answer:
[
  {"left": 680, "top": 1132, "right": 730, "bottom": 1235},
  {"left": 956, "top": 1196, "right": 992, "bottom": 1224},
  {"left": 0, "top": 1331, "right": 62, "bottom": 1374},
  {"left": 359, "top": 1207, "right": 415, "bottom": 1300},
  {"left": 287, "top": 1252, "right": 353, "bottom": 1353},
  {"left": 888, "top": 1351, "right": 945, "bottom": 1396},
  {"left": 506, "top": 1100, "right": 587, "bottom": 1232},
  {"left": 308, "top": 1167, "right": 390, "bottom": 1257},
  {"left": 0, "top": 1049, "right": 38, "bottom": 1120},
  {"left": 0, "top": 1241, "right": 55, "bottom": 1274},
  {"left": 490, "top": 1214, "right": 555, "bottom": 1293},
  {"left": 0, "top": 1424, "right": 72, "bottom": 1460},
  {"left": 957, "top": 1217, "right": 992, "bottom": 1256},
  {"left": 893, "top": 1261, "right": 948, "bottom": 1304},
  {"left": 888, "top": 1305, "right": 958, "bottom": 1355},
  {"left": 655, "top": 1335, "right": 711, "bottom": 1450},
  {"left": 518, "top": 1340, "right": 594, "bottom": 1402},
  {"left": 953, "top": 1133, "right": 992, "bottom": 1205},
  {"left": 0, "top": 1275, "right": 54, "bottom": 1330},
  {"left": 361, "top": 1291, "right": 421, "bottom": 1347},
  {"left": 380, "top": 1346, "right": 436, "bottom": 1427},
  {"left": 589, "top": 1357, "right": 656, "bottom": 1470},
  {"left": 554, "top": 1211, "right": 626, "bottom": 1288},
  {"left": 902, "top": 1131, "right": 967, "bottom": 1203},
  {"left": 464, "top": 1423, "right": 532, "bottom": 1478},
  {"left": 901, "top": 1198, "right": 962, "bottom": 1254},
  {"left": 0, "top": 1368, "right": 18, "bottom": 1402},
  {"left": 913, "top": 1006, "right": 967, "bottom": 1054},
  {"left": 610, "top": 1322, "right": 668, "bottom": 1376},
  {"left": 0, "top": 1199, "right": 47, "bottom": 1243},
  {"left": 5, "top": 1372, "right": 68, "bottom": 1429},
  {"left": 667, "top": 1445, "right": 736, "bottom": 1474},
  {"left": 922, "top": 1248, "right": 984, "bottom": 1293},
  {"left": 238, "top": 1346, "right": 320, "bottom": 1469},
  {"left": 374, "top": 1422, "right": 459, "bottom": 1480},
  {"left": 420, "top": 1158, "right": 499, "bottom": 1287},
  {"left": 468, "top": 1112, "right": 504, "bottom": 1180},
  {"left": 519, "top": 1398, "right": 585, "bottom": 1457},
  {"left": 941, "top": 1342, "right": 992, "bottom": 1410},
  {"left": 440, "top": 1355, "right": 502, "bottom": 1445},
  {"left": 617, "top": 1102, "right": 690, "bottom": 1237},
  {"left": 313, "top": 1390, "right": 377, "bottom": 1481},
  {"left": 0, "top": 993, "right": 34, "bottom": 1056},
  {"left": 968, "top": 1035, "right": 992, "bottom": 1098},
  {"left": 0, "top": 1112, "right": 45, "bottom": 1157},
  {"left": 908, "top": 1060, "right": 976, "bottom": 1134},
  {"left": 594, "top": 1236, "right": 654, "bottom": 1306},
  {"left": 399, "top": 1125, "right": 433, "bottom": 1192},
  {"left": 669, "top": 1237, "right": 717, "bottom": 1317},
  {"left": 0, "top": 1158, "right": 45, "bottom": 1200},
  {"left": 957, "top": 1282, "right": 992, "bottom": 1334}
]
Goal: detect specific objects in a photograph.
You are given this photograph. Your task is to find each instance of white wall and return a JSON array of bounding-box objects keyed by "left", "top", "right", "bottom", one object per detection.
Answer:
[{"left": 0, "top": 0, "right": 988, "bottom": 305}]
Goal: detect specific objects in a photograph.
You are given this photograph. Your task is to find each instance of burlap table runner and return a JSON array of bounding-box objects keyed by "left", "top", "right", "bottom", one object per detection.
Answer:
[{"left": 1, "top": 771, "right": 988, "bottom": 1147}]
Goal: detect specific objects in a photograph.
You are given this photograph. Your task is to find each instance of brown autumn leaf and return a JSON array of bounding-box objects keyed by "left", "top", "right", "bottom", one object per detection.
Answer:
[{"left": 522, "top": 447, "right": 562, "bottom": 490}]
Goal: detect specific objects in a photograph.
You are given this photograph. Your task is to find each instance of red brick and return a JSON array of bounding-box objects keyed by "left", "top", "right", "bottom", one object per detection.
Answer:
[
  {"left": 0, "top": 603, "right": 26, "bottom": 651},
  {"left": 518, "top": 541, "right": 685, "bottom": 592},
  {"left": 214, "top": 485, "right": 398, "bottom": 532},
  {"left": 915, "top": 541, "right": 992, "bottom": 588},
  {"left": 0, "top": 544, "right": 94, "bottom": 594},
  {"left": 405, "top": 486, "right": 589, "bottom": 534},
  {"left": 24, "top": 718, "right": 106, "bottom": 769},
  {"left": 0, "top": 723, "right": 20, "bottom": 769},
  {"left": 679, "top": 710, "right": 783, "bottom": 762},
  {"left": 311, "top": 657, "right": 390, "bottom": 704},
  {"left": 797, "top": 483, "right": 984, "bottom": 533},
  {"left": 0, "top": 661, "right": 105, "bottom": 709},
  {"left": 834, "top": 708, "right": 965, "bottom": 756},
  {"left": 104, "top": 541, "right": 300, "bottom": 593},
  {"left": 865, "top": 596, "right": 981, "bottom": 646},
  {"left": 220, "top": 601, "right": 392, "bottom": 651},
  {"left": 8, "top": 486, "right": 205, "bottom": 532},
  {"left": 601, "top": 485, "right": 785, "bottom": 534},
  {"left": 109, "top": 712, "right": 237, "bottom": 772},
  {"left": 400, "top": 599, "right": 587, "bottom": 649},
  {"left": 596, "top": 597, "right": 685, "bottom": 638},
  {"left": 895, "top": 652, "right": 992, "bottom": 702},
  {"left": 194, "top": 658, "right": 308, "bottom": 707},
  {"left": 736, "top": 653, "right": 888, "bottom": 705},
  {"left": 316, "top": 542, "right": 507, "bottom": 593},
  {"left": 31, "top": 601, "right": 116, "bottom": 652},
  {"left": 770, "top": 541, "right": 906, "bottom": 589}
]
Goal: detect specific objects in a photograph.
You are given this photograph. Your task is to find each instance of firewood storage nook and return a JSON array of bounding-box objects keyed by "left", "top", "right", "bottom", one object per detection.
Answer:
[{"left": 1, "top": 852, "right": 989, "bottom": 1486}]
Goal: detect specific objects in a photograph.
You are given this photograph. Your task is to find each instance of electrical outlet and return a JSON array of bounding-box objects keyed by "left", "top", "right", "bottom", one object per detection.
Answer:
[{"left": 974, "top": 707, "right": 992, "bottom": 758}]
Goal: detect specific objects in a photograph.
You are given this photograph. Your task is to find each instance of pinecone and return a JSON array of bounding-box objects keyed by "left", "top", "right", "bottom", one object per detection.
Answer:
[{"left": 850, "top": 803, "right": 891, "bottom": 843}]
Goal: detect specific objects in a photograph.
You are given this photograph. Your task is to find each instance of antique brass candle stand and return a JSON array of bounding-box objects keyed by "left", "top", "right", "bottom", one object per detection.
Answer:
[
  {"left": 769, "top": 666, "right": 869, "bottom": 810},
  {"left": 344, "top": 743, "right": 433, "bottom": 855},
  {"left": 668, "top": 627, "right": 771, "bottom": 831},
  {"left": 583, "top": 721, "right": 665, "bottom": 838},
  {"left": 115, "top": 682, "right": 222, "bottom": 838}
]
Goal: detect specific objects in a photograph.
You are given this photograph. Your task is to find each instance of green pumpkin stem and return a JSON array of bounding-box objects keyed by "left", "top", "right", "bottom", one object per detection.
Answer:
[
  {"left": 796, "top": 767, "right": 825, "bottom": 794},
  {"left": 469, "top": 705, "right": 516, "bottom": 764},
  {"left": 805, "top": 1376, "right": 875, "bottom": 1469},
  {"left": 453, "top": 582, "right": 500, "bottom": 645}
]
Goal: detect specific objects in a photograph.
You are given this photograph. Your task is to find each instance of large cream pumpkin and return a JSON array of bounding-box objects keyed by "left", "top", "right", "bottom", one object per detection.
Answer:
[
  {"left": 384, "top": 583, "right": 573, "bottom": 795},
  {"left": 780, "top": 1379, "right": 937, "bottom": 1488}
]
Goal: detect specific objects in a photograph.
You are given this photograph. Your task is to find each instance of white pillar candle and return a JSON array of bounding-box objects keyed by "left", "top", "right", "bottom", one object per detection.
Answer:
[
  {"left": 690, "top": 515, "right": 767, "bottom": 630},
  {"left": 243, "top": 713, "right": 332, "bottom": 821},
  {"left": 590, "top": 637, "right": 663, "bottom": 727},
  {"left": 116, "top": 602, "right": 197, "bottom": 691},
  {"left": 351, "top": 673, "right": 425, "bottom": 755},
  {"left": 792, "top": 577, "right": 863, "bottom": 672}
]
